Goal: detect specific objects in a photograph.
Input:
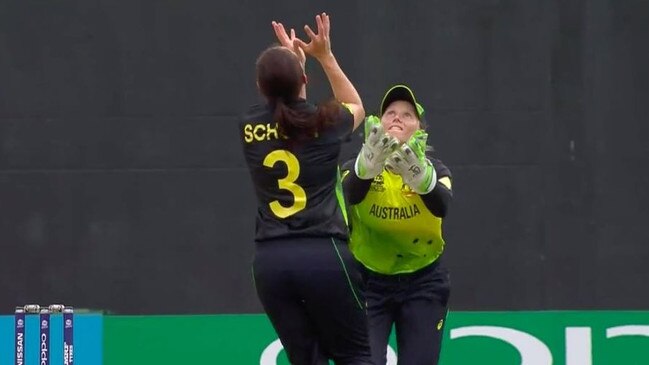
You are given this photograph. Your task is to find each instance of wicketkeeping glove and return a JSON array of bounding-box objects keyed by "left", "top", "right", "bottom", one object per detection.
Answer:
[
  {"left": 385, "top": 130, "right": 437, "bottom": 194},
  {"left": 354, "top": 115, "right": 399, "bottom": 180}
]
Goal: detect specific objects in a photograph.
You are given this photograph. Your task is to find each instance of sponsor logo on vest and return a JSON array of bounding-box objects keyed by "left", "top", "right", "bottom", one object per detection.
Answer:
[
  {"left": 401, "top": 183, "right": 418, "bottom": 196},
  {"left": 369, "top": 203, "right": 420, "bottom": 220}
]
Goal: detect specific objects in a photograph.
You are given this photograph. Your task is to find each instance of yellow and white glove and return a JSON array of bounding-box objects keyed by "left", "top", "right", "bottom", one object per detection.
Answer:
[
  {"left": 354, "top": 116, "right": 399, "bottom": 180},
  {"left": 385, "top": 144, "right": 436, "bottom": 194}
]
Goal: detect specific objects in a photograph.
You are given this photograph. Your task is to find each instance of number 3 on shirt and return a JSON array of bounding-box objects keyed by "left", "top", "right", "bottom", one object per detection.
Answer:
[{"left": 263, "top": 150, "right": 307, "bottom": 218}]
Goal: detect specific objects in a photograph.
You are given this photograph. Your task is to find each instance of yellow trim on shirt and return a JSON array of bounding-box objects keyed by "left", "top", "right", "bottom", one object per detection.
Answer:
[{"left": 438, "top": 176, "right": 452, "bottom": 190}]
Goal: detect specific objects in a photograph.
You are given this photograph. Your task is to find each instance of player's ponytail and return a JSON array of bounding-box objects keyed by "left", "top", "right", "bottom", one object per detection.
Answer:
[
  {"left": 271, "top": 98, "right": 312, "bottom": 141},
  {"left": 257, "top": 46, "right": 341, "bottom": 143},
  {"left": 273, "top": 98, "right": 341, "bottom": 143}
]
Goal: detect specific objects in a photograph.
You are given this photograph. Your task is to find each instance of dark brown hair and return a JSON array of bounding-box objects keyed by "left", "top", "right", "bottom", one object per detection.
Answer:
[{"left": 256, "top": 46, "right": 341, "bottom": 143}]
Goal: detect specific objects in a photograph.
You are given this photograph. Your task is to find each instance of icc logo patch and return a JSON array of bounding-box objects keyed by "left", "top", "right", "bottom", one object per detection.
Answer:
[{"left": 370, "top": 175, "right": 385, "bottom": 192}]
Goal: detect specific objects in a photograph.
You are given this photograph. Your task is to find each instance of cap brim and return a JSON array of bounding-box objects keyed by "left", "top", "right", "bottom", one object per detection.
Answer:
[{"left": 380, "top": 85, "right": 424, "bottom": 119}]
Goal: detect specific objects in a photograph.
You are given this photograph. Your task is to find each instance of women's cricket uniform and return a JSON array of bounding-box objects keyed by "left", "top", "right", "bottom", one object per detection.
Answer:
[
  {"left": 343, "top": 156, "right": 452, "bottom": 365},
  {"left": 239, "top": 99, "right": 372, "bottom": 365}
]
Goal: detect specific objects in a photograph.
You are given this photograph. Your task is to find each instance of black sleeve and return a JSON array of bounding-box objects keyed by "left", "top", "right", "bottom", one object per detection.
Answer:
[
  {"left": 331, "top": 103, "right": 355, "bottom": 140},
  {"left": 341, "top": 158, "right": 373, "bottom": 205},
  {"left": 420, "top": 157, "right": 453, "bottom": 218}
]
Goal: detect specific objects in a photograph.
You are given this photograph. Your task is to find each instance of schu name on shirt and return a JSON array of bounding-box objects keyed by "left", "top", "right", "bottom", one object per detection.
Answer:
[{"left": 243, "top": 122, "right": 279, "bottom": 143}]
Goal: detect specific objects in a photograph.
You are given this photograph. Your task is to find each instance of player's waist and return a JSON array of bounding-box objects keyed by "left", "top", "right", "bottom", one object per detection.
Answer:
[
  {"left": 361, "top": 256, "right": 443, "bottom": 279},
  {"left": 255, "top": 235, "right": 347, "bottom": 245}
]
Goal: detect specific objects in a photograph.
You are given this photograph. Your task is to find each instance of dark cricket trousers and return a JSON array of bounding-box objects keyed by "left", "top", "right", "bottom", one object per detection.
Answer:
[
  {"left": 253, "top": 237, "right": 373, "bottom": 365},
  {"left": 361, "top": 260, "right": 451, "bottom": 365}
]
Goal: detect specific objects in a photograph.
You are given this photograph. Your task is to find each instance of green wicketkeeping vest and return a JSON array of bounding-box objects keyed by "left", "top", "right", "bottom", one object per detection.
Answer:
[{"left": 349, "top": 170, "right": 445, "bottom": 274}]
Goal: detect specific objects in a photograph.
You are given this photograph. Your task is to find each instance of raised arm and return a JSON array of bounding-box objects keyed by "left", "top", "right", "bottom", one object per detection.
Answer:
[
  {"left": 295, "top": 13, "right": 365, "bottom": 131},
  {"left": 272, "top": 21, "right": 306, "bottom": 99}
]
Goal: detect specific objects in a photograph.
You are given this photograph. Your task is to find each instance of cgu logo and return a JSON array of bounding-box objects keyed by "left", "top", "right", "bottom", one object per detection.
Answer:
[{"left": 259, "top": 325, "right": 649, "bottom": 365}]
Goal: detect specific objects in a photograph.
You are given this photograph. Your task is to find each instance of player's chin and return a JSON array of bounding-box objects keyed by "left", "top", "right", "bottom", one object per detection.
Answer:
[
  {"left": 395, "top": 133, "right": 409, "bottom": 144},
  {"left": 386, "top": 130, "right": 405, "bottom": 143}
]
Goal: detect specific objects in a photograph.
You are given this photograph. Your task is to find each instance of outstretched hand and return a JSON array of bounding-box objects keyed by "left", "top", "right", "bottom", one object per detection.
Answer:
[
  {"left": 385, "top": 145, "right": 436, "bottom": 194},
  {"left": 355, "top": 119, "right": 400, "bottom": 180},
  {"left": 294, "top": 13, "right": 332, "bottom": 61},
  {"left": 272, "top": 21, "right": 306, "bottom": 69}
]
